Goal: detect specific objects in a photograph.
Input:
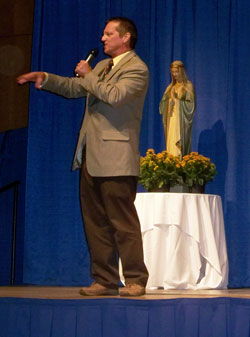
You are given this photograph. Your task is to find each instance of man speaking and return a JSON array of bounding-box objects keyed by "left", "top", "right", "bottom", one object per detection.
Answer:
[{"left": 17, "top": 16, "right": 149, "bottom": 296}]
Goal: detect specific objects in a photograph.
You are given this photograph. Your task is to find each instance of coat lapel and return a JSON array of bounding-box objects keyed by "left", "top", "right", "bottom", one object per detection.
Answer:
[
  {"left": 104, "top": 51, "right": 136, "bottom": 81},
  {"left": 88, "top": 51, "right": 136, "bottom": 106}
]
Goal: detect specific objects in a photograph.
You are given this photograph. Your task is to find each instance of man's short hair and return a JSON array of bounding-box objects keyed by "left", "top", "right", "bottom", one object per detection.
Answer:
[{"left": 106, "top": 17, "right": 138, "bottom": 49}]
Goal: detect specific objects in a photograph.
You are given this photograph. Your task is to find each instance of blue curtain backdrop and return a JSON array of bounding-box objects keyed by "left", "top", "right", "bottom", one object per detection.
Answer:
[
  {"left": 23, "top": 0, "right": 250, "bottom": 287},
  {"left": 0, "top": 128, "right": 27, "bottom": 285}
]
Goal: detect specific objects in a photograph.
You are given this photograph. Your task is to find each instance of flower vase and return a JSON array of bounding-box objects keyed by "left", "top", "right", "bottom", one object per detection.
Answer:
[{"left": 188, "top": 184, "right": 205, "bottom": 194}]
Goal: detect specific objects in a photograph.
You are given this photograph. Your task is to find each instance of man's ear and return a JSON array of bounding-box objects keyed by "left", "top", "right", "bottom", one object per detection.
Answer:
[{"left": 122, "top": 32, "right": 131, "bottom": 44}]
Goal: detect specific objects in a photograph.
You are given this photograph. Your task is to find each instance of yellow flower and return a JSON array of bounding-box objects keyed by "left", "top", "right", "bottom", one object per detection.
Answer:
[
  {"left": 146, "top": 149, "right": 155, "bottom": 155},
  {"left": 139, "top": 149, "right": 216, "bottom": 191},
  {"left": 157, "top": 153, "right": 164, "bottom": 159}
]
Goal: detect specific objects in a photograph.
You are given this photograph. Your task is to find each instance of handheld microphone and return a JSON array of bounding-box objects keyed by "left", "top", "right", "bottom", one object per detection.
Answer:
[{"left": 75, "top": 48, "right": 99, "bottom": 77}]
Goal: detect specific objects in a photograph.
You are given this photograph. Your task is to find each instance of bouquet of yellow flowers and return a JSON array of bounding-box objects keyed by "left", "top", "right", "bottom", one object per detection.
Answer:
[
  {"left": 180, "top": 152, "right": 217, "bottom": 187},
  {"left": 139, "top": 149, "right": 182, "bottom": 191}
]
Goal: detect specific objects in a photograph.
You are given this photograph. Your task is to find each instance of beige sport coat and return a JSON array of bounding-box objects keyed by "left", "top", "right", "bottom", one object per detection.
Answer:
[{"left": 42, "top": 50, "right": 149, "bottom": 177}]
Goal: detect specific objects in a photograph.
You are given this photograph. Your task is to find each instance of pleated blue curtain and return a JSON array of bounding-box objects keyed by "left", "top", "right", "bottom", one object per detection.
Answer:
[
  {"left": 24, "top": 0, "right": 250, "bottom": 287},
  {"left": 1, "top": 297, "right": 250, "bottom": 337}
]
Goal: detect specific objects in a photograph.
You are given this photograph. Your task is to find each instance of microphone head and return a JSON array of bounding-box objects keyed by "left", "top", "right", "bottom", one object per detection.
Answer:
[
  {"left": 90, "top": 48, "right": 99, "bottom": 57},
  {"left": 85, "top": 48, "right": 99, "bottom": 64}
]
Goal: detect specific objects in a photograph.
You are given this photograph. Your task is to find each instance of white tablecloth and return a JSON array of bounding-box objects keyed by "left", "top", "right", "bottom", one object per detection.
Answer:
[{"left": 135, "top": 192, "right": 229, "bottom": 290}]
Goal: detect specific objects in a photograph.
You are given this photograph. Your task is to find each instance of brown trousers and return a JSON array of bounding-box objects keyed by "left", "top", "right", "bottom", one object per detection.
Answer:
[{"left": 79, "top": 148, "right": 148, "bottom": 289}]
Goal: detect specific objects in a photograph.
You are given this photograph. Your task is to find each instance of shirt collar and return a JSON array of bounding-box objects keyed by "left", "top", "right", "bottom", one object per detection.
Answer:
[{"left": 112, "top": 50, "right": 132, "bottom": 68}]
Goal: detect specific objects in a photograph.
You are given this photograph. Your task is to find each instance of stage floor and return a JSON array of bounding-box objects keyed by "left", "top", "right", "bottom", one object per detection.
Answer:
[{"left": 0, "top": 286, "right": 250, "bottom": 299}]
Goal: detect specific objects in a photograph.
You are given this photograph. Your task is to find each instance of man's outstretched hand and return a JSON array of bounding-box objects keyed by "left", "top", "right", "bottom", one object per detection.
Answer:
[{"left": 17, "top": 72, "right": 46, "bottom": 89}]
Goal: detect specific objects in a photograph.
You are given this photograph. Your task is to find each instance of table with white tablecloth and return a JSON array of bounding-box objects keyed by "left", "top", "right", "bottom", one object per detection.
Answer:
[{"left": 135, "top": 192, "right": 229, "bottom": 290}]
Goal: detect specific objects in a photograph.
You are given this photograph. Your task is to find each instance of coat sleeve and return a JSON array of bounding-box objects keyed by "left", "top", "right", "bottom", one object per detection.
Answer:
[
  {"left": 41, "top": 73, "right": 88, "bottom": 98},
  {"left": 41, "top": 55, "right": 149, "bottom": 107}
]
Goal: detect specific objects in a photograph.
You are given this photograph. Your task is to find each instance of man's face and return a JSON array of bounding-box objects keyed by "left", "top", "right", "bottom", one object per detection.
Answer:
[{"left": 101, "top": 21, "right": 125, "bottom": 57}]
